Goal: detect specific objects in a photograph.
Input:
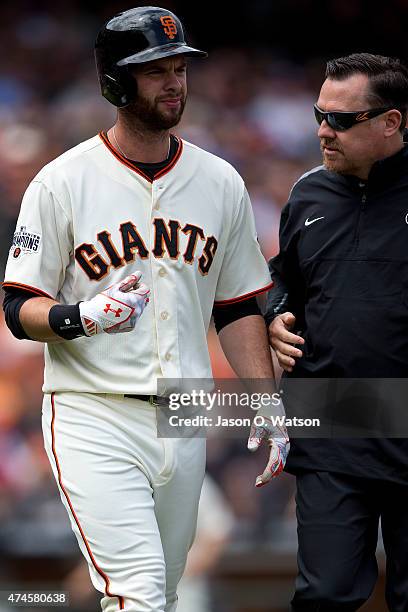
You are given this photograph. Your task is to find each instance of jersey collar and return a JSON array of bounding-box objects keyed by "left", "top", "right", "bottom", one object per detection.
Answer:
[{"left": 99, "top": 131, "right": 183, "bottom": 183}]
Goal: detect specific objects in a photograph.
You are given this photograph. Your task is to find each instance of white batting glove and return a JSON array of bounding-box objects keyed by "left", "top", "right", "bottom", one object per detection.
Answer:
[
  {"left": 79, "top": 272, "right": 150, "bottom": 336},
  {"left": 247, "top": 400, "right": 290, "bottom": 487}
]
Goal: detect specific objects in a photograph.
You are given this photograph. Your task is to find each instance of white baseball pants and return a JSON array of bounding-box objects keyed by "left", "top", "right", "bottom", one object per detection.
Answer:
[{"left": 42, "top": 392, "right": 206, "bottom": 612}]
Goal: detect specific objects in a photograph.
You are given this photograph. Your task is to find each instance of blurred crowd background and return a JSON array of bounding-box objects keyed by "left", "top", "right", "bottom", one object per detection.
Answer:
[{"left": 0, "top": 1, "right": 406, "bottom": 610}]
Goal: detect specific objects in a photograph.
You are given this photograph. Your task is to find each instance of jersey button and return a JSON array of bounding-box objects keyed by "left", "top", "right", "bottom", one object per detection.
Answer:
[
  {"left": 161, "top": 311, "right": 169, "bottom": 320},
  {"left": 165, "top": 352, "right": 172, "bottom": 361},
  {"left": 159, "top": 268, "right": 167, "bottom": 277}
]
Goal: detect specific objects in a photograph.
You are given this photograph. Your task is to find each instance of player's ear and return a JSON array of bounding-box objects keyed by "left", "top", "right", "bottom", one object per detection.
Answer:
[{"left": 383, "top": 109, "right": 403, "bottom": 137}]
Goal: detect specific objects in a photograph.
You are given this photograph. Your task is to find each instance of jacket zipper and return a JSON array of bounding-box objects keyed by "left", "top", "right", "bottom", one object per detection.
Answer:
[{"left": 353, "top": 188, "right": 367, "bottom": 249}]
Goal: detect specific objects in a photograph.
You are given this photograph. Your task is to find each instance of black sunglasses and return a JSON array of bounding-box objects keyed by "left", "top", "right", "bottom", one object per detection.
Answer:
[{"left": 313, "top": 104, "right": 392, "bottom": 131}]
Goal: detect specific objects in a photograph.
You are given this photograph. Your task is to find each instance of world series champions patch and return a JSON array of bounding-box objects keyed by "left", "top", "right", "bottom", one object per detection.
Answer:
[{"left": 11, "top": 226, "right": 41, "bottom": 258}]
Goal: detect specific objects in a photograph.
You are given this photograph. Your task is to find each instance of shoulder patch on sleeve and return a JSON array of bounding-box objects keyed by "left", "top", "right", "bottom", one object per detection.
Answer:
[{"left": 11, "top": 226, "right": 42, "bottom": 257}]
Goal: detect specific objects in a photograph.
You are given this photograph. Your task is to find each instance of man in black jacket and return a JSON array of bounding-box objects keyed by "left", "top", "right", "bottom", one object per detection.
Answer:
[{"left": 266, "top": 53, "right": 408, "bottom": 611}]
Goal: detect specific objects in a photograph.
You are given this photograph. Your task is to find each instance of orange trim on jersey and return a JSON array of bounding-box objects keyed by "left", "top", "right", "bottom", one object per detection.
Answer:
[
  {"left": 2, "top": 281, "right": 54, "bottom": 299},
  {"left": 99, "top": 131, "right": 152, "bottom": 182},
  {"left": 214, "top": 281, "right": 274, "bottom": 306},
  {"left": 50, "top": 394, "right": 125, "bottom": 610},
  {"left": 154, "top": 138, "right": 183, "bottom": 179},
  {"left": 98, "top": 131, "right": 183, "bottom": 182}
]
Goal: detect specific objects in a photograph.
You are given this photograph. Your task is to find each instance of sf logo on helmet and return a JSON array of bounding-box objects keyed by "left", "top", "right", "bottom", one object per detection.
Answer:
[{"left": 160, "top": 16, "right": 177, "bottom": 40}]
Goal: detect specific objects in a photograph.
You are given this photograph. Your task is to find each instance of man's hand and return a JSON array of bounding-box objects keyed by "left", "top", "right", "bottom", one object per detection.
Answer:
[
  {"left": 79, "top": 272, "right": 150, "bottom": 336},
  {"left": 247, "top": 417, "right": 290, "bottom": 487},
  {"left": 268, "top": 312, "right": 304, "bottom": 372}
]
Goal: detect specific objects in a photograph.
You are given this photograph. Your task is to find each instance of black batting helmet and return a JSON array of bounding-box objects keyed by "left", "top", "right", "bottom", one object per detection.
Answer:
[{"left": 95, "top": 6, "right": 207, "bottom": 108}]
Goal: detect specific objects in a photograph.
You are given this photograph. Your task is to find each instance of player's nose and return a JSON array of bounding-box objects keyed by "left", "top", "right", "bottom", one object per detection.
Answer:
[
  {"left": 318, "top": 119, "right": 336, "bottom": 139},
  {"left": 163, "top": 70, "right": 184, "bottom": 91}
]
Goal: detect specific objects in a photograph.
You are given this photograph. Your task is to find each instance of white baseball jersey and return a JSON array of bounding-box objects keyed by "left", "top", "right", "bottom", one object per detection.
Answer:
[{"left": 4, "top": 134, "right": 272, "bottom": 394}]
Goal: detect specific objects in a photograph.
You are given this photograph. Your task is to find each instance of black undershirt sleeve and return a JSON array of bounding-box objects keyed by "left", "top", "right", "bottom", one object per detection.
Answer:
[
  {"left": 212, "top": 297, "right": 261, "bottom": 334},
  {"left": 4, "top": 289, "right": 262, "bottom": 339},
  {"left": 2, "top": 288, "right": 37, "bottom": 340}
]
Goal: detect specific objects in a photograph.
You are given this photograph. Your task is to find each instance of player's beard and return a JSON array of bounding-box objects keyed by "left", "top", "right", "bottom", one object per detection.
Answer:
[
  {"left": 124, "top": 91, "right": 186, "bottom": 131},
  {"left": 320, "top": 138, "right": 350, "bottom": 175}
]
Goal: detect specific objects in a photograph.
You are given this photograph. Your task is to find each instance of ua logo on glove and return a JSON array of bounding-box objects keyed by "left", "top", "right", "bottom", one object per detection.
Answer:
[
  {"left": 104, "top": 304, "right": 123, "bottom": 317},
  {"left": 79, "top": 272, "right": 150, "bottom": 336}
]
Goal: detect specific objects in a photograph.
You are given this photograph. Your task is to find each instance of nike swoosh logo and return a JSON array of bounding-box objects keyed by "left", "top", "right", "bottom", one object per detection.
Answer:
[{"left": 305, "top": 216, "right": 325, "bottom": 226}]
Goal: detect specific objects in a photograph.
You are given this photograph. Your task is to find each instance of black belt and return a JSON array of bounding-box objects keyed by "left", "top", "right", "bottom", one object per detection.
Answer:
[{"left": 124, "top": 394, "right": 167, "bottom": 406}]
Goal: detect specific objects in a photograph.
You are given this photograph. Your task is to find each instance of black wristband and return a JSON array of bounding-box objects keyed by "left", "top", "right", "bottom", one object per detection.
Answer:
[{"left": 49, "top": 304, "right": 85, "bottom": 340}]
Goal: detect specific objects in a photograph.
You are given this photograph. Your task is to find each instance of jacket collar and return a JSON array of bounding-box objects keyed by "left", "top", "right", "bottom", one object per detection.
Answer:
[
  {"left": 369, "top": 141, "right": 408, "bottom": 179},
  {"left": 339, "top": 141, "right": 408, "bottom": 191}
]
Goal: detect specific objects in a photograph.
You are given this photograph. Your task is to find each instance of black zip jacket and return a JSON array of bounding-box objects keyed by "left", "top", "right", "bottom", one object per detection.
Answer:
[{"left": 267, "top": 144, "right": 408, "bottom": 483}]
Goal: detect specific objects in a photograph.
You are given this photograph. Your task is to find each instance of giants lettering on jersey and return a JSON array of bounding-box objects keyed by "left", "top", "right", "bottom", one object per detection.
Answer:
[{"left": 75, "top": 218, "right": 218, "bottom": 281}]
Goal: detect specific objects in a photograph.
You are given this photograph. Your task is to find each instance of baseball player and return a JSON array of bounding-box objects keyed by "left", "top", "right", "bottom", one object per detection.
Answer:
[{"left": 2, "top": 7, "right": 289, "bottom": 612}]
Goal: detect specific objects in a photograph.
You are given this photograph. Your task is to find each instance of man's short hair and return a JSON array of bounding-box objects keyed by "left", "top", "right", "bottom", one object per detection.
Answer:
[{"left": 326, "top": 53, "right": 408, "bottom": 133}]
